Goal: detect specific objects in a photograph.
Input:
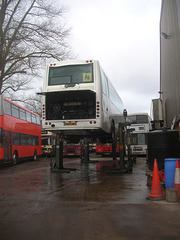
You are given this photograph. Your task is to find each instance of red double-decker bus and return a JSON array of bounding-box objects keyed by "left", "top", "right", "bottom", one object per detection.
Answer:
[
  {"left": 0, "top": 94, "right": 41, "bottom": 165},
  {"left": 96, "top": 144, "right": 119, "bottom": 156},
  {"left": 63, "top": 143, "right": 82, "bottom": 157}
]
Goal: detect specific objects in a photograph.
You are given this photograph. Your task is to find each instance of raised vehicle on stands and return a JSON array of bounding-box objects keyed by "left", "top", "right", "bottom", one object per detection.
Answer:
[
  {"left": 41, "top": 59, "right": 124, "bottom": 140},
  {"left": 0, "top": 94, "right": 41, "bottom": 164},
  {"left": 127, "top": 113, "right": 151, "bottom": 156}
]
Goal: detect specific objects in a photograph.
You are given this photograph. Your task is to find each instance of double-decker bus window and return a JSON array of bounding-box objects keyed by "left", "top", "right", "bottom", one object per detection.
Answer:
[
  {"left": 12, "top": 104, "right": 19, "bottom": 118},
  {"left": 32, "top": 114, "right": 37, "bottom": 124},
  {"left": 48, "top": 64, "right": 93, "bottom": 85},
  {"left": 26, "top": 111, "right": 31, "bottom": 122},
  {"left": 36, "top": 116, "right": 40, "bottom": 125},
  {"left": 13, "top": 133, "right": 39, "bottom": 146},
  {"left": 21, "top": 134, "right": 27, "bottom": 145},
  {"left": 35, "top": 136, "right": 39, "bottom": 146},
  {"left": 32, "top": 136, "right": 36, "bottom": 146},
  {"left": 3, "top": 99, "right": 39, "bottom": 125},
  {"left": 4, "top": 100, "right": 11, "bottom": 115},
  {"left": 13, "top": 132, "right": 20, "bottom": 145},
  {"left": 27, "top": 136, "right": 33, "bottom": 145},
  {"left": 20, "top": 108, "right": 26, "bottom": 121},
  {"left": 33, "top": 136, "right": 38, "bottom": 145}
]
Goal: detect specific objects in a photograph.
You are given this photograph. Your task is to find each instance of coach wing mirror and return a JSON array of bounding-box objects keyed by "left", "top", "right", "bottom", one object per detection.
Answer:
[
  {"left": 123, "top": 109, "right": 127, "bottom": 122},
  {"left": 123, "top": 109, "right": 127, "bottom": 118}
]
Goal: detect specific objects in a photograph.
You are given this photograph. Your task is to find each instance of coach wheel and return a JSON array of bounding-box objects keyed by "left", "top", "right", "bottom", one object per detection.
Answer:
[
  {"left": 12, "top": 151, "right": 18, "bottom": 165},
  {"left": 33, "top": 150, "right": 37, "bottom": 161}
]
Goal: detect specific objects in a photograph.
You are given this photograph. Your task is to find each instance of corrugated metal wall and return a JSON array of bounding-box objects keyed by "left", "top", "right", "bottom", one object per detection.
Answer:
[{"left": 160, "top": 0, "right": 180, "bottom": 128}]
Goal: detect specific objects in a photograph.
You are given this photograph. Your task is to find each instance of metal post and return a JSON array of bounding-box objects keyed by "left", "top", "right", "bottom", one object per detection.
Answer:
[
  {"left": 81, "top": 137, "right": 98, "bottom": 164},
  {"left": 126, "top": 128, "right": 134, "bottom": 173},
  {"left": 54, "top": 134, "right": 64, "bottom": 169},
  {"left": 51, "top": 134, "right": 75, "bottom": 173},
  {"left": 55, "top": 133, "right": 61, "bottom": 169},
  {"left": 118, "top": 123, "right": 125, "bottom": 170},
  {"left": 112, "top": 139, "right": 117, "bottom": 160},
  {"left": 84, "top": 138, "right": 89, "bottom": 162},
  {"left": 126, "top": 144, "right": 133, "bottom": 173},
  {"left": 59, "top": 136, "right": 64, "bottom": 169},
  {"left": 81, "top": 138, "right": 89, "bottom": 163}
]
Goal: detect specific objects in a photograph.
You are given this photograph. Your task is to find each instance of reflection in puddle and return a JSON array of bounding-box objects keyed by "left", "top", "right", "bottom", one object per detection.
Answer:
[{"left": 0, "top": 158, "right": 149, "bottom": 204}]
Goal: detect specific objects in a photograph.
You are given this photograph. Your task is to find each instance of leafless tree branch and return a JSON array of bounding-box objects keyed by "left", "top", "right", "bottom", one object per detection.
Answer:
[{"left": 0, "top": 0, "right": 73, "bottom": 112}]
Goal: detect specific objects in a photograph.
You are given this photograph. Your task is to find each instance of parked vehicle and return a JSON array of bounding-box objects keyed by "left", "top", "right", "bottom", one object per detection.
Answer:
[
  {"left": 0, "top": 94, "right": 41, "bottom": 164},
  {"left": 41, "top": 59, "right": 124, "bottom": 140}
]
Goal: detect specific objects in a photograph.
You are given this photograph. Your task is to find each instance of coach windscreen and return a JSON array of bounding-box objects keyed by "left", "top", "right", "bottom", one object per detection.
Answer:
[{"left": 48, "top": 64, "right": 93, "bottom": 85}]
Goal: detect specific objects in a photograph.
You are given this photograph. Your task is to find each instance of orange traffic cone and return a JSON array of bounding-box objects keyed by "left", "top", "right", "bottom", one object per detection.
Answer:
[
  {"left": 174, "top": 159, "right": 180, "bottom": 199},
  {"left": 146, "top": 159, "right": 164, "bottom": 200}
]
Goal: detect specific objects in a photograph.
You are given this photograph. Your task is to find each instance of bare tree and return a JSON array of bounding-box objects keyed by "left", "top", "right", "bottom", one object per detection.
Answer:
[
  {"left": 8, "top": 90, "right": 42, "bottom": 116},
  {"left": 0, "top": 0, "right": 72, "bottom": 98},
  {"left": 23, "top": 94, "right": 42, "bottom": 116}
]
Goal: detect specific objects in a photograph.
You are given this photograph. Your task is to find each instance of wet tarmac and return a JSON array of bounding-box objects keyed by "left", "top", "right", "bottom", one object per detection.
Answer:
[{"left": 0, "top": 155, "right": 180, "bottom": 240}]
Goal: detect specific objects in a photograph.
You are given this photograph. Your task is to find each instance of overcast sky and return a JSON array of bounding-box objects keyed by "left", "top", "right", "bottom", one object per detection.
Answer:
[{"left": 61, "top": 0, "right": 162, "bottom": 115}]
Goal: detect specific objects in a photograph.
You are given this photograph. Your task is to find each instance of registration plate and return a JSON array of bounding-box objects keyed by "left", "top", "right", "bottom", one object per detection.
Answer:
[{"left": 64, "top": 122, "right": 77, "bottom": 126}]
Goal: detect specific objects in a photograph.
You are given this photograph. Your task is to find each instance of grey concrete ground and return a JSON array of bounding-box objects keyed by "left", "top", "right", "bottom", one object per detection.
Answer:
[{"left": 0, "top": 155, "right": 180, "bottom": 240}]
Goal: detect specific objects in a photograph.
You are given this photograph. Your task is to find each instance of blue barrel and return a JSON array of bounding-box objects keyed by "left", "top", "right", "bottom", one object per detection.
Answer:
[{"left": 164, "top": 158, "right": 180, "bottom": 188}]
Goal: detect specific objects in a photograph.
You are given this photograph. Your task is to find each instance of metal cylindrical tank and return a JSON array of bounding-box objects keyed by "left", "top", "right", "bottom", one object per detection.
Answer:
[{"left": 147, "top": 130, "right": 180, "bottom": 170}]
